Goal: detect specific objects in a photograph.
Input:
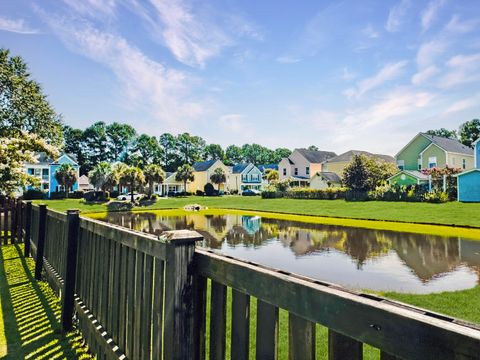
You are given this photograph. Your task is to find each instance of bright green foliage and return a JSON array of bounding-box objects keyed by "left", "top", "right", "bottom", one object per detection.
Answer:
[
  {"left": 106, "top": 122, "right": 136, "bottom": 161},
  {"left": 343, "top": 155, "right": 397, "bottom": 192},
  {"left": 459, "top": 119, "right": 480, "bottom": 147},
  {"left": 127, "top": 134, "right": 161, "bottom": 167},
  {"left": 210, "top": 168, "right": 226, "bottom": 190},
  {"left": 203, "top": 144, "right": 224, "bottom": 161},
  {"left": 425, "top": 128, "right": 458, "bottom": 139},
  {"left": 175, "top": 164, "right": 195, "bottom": 192},
  {"left": 88, "top": 162, "right": 113, "bottom": 191},
  {"left": 120, "top": 166, "right": 145, "bottom": 201},
  {"left": 266, "top": 169, "right": 279, "bottom": 181},
  {"left": 176, "top": 132, "right": 206, "bottom": 164},
  {"left": 54, "top": 163, "right": 77, "bottom": 198},
  {"left": 144, "top": 164, "right": 165, "bottom": 196}
]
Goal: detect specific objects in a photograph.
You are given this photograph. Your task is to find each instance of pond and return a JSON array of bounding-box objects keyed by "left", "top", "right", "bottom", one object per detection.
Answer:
[{"left": 90, "top": 210, "right": 480, "bottom": 294}]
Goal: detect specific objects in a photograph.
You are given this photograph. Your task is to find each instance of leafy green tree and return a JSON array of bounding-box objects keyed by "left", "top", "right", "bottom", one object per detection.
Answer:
[
  {"left": 307, "top": 145, "right": 319, "bottom": 151},
  {"left": 459, "top": 119, "right": 480, "bottom": 147},
  {"left": 106, "top": 122, "right": 136, "bottom": 162},
  {"left": 0, "top": 48, "right": 63, "bottom": 146},
  {"left": 272, "top": 148, "right": 291, "bottom": 163},
  {"left": 363, "top": 157, "right": 398, "bottom": 190},
  {"left": 111, "top": 162, "right": 129, "bottom": 193},
  {"left": 342, "top": 155, "right": 370, "bottom": 192},
  {"left": 159, "top": 133, "right": 177, "bottom": 171},
  {"left": 425, "top": 128, "right": 457, "bottom": 139},
  {"left": 121, "top": 166, "right": 145, "bottom": 202},
  {"left": 54, "top": 163, "right": 78, "bottom": 198},
  {"left": 0, "top": 132, "right": 58, "bottom": 195},
  {"left": 210, "top": 168, "right": 226, "bottom": 191},
  {"left": 175, "top": 164, "right": 195, "bottom": 194},
  {"left": 176, "top": 133, "right": 206, "bottom": 164},
  {"left": 127, "top": 134, "right": 161, "bottom": 167},
  {"left": 82, "top": 121, "right": 109, "bottom": 173},
  {"left": 88, "top": 162, "right": 113, "bottom": 191},
  {"left": 266, "top": 169, "right": 279, "bottom": 182},
  {"left": 63, "top": 125, "right": 88, "bottom": 173},
  {"left": 144, "top": 164, "right": 165, "bottom": 197},
  {"left": 204, "top": 144, "right": 224, "bottom": 161},
  {"left": 225, "top": 145, "right": 243, "bottom": 165}
]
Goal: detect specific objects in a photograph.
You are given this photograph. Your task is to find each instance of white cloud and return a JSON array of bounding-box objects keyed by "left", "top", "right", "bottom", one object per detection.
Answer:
[
  {"left": 438, "top": 53, "right": 480, "bottom": 88},
  {"left": 385, "top": 0, "right": 411, "bottom": 32},
  {"left": 62, "top": 0, "right": 117, "bottom": 18},
  {"left": 0, "top": 16, "right": 38, "bottom": 34},
  {"left": 342, "top": 67, "right": 356, "bottom": 81},
  {"left": 416, "top": 39, "right": 447, "bottom": 68},
  {"left": 276, "top": 56, "right": 301, "bottom": 64},
  {"left": 218, "top": 114, "right": 246, "bottom": 132},
  {"left": 445, "top": 15, "right": 480, "bottom": 34},
  {"left": 345, "top": 61, "right": 408, "bottom": 98},
  {"left": 411, "top": 65, "right": 439, "bottom": 85},
  {"left": 446, "top": 94, "right": 480, "bottom": 113},
  {"left": 421, "top": 0, "right": 445, "bottom": 31},
  {"left": 362, "top": 24, "right": 379, "bottom": 39}
]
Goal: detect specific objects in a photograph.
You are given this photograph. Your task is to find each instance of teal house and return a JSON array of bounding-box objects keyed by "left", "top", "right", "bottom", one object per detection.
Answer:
[{"left": 457, "top": 139, "right": 480, "bottom": 202}]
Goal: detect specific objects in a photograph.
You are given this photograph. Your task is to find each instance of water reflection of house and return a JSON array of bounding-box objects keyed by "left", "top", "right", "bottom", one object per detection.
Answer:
[{"left": 241, "top": 216, "right": 261, "bottom": 235}]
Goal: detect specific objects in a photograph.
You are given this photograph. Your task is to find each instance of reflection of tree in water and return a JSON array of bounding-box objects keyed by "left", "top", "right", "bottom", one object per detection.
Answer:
[{"left": 205, "top": 215, "right": 227, "bottom": 232}]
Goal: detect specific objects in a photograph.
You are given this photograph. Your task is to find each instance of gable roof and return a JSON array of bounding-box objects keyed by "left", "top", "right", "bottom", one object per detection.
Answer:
[
  {"left": 232, "top": 163, "right": 250, "bottom": 174},
  {"left": 314, "top": 172, "right": 341, "bottom": 183},
  {"left": 78, "top": 175, "right": 90, "bottom": 185},
  {"left": 387, "top": 170, "right": 429, "bottom": 181},
  {"left": 28, "top": 152, "right": 78, "bottom": 166},
  {"left": 324, "top": 150, "right": 395, "bottom": 164},
  {"left": 192, "top": 159, "right": 217, "bottom": 171},
  {"left": 421, "top": 133, "right": 473, "bottom": 155},
  {"left": 456, "top": 169, "right": 480, "bottom": 177},
  {"left": 295, "top": 149, "right": 337, "bottom": 164}
]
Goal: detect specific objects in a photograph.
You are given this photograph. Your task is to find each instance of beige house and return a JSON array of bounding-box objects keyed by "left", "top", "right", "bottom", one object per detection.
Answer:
[
  {"left": 279, "top": 149, "right": 337, "bottom": 185},
  {"left": 187, "top": 159, "right": 231, "bottom": 193},
  {"left": 322, "top": 150, "right": 395, "bottom": 178},
  {"left": 309, "top": 172, "right": 342, "bottom": 189},
  {"left": 78, "top": 175, "right": 94, "bottom": 192},
  {"left": 153, "top": 172, "right": 185, "bottom": 196}
]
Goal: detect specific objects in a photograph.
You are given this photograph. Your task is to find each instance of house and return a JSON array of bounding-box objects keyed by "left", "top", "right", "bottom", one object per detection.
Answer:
[
  {"left": 309, "top": 172, "right": 342, "bottom": 189},
  {"left": 322, "top": 150, "right": 395, "bottom": 177},
  {"left": 456, "top": 139, "right": 480, "bottom": 202},
  {"left": 153, "top": 172, "right": 185, "bottom": 196},
  {"left": 188, "top": 159, "right": 231, "bottom": 193},
  {"left": 387, "top": 170, "right": 429, "bottom": 187},
  {"left": 395, "top": 133, "right": 474, "bottom": 171},
  {"left": 78, "top": 175, "right": 94, "bottom": 192},
  {"left": 228, "top": 163, "right": 263, "bottom": 192},
  {"left": 279, "top": 149, "right": 337, "bottom": 186},
  {"left": 24, "top": 153, "right": 80, "bottom": 197}
]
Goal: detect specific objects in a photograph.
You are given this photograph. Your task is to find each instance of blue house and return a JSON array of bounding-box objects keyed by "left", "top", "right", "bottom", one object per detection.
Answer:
[
  {"left": 457, "top": 139, "right": 480, "bottom": 202},
  {"left": 228, "top": 163, "right": 263, "bottom": 192},
  {"left": 24, "top": 153, "right": 80, "bottom": 197}
]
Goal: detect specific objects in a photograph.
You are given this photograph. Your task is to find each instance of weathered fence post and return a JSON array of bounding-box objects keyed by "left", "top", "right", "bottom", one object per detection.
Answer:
[
  {"left": 61, "top": 210, "right": 80, "bottom": 332},
  {"left": 34, "top": 204, "right": 47, "bottom": 280},
  {"left": 163, "top": 229, "right": 203, "bottom": 360},
  {"left": 24, "top": 202, "right": 32, "bottom": 257}
]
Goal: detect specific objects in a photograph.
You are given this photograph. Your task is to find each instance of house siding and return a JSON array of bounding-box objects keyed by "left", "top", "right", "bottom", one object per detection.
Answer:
[
  {"left": 188, "top": 160, "right": 230, "bottom": 193},
  {"left": 388, "top": 173, "right": 420, "bottom": 186},
  {"left": 396, "top": 135, "right": 431, "bottom": 170},
  {"left": 458, "top": 171, "right": 480, "bottom": 202},
  {"left": 448, "top": 153, "right": 475, "bottom": 170},
  {"left": 421, "top": 144, "right": 446, "bottom": 169},
  {"left": 322, "top": 161, "right": 349, "bottom": 177}
]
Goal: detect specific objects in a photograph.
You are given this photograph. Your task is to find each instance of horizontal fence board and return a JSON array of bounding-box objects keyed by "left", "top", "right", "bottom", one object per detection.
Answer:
[
  {"left": 195, "top": 249, "right": 480, "bottom": 360},
  {"left": 79, "top": 217, "right": 167, "bottom": 260}
]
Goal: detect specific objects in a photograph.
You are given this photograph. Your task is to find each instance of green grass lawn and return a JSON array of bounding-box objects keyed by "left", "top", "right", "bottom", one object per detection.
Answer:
[
  {"left": 0, "top": 244, "right": 92, "bottom": 359},
  {"left": 34, "top": 196, "right": 480, "bottom": 227}
]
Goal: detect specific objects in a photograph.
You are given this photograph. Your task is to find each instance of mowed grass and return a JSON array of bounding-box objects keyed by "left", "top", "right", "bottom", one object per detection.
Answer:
[
  {"left": 0, "top": 244, "right": 92, "bottom": 359},
  {"left": 34, "top": 196, "right": 480, "bottom": 228}
]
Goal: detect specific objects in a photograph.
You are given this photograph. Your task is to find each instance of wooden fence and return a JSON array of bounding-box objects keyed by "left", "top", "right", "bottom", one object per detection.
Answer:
[{"left": 8, "top": 199, "right": 480, "bottom": 359}]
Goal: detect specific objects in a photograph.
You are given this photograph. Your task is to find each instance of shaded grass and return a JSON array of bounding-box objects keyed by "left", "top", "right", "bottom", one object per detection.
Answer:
[
  {"left": 0, "top": 244, "right": 92, "bottom": 359},
  {"left": 35, "top": 196, "right": 480, "bottom": 228}
]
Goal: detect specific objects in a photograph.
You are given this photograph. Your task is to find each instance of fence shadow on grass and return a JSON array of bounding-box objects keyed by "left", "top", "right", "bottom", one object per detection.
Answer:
[{"left": 0, "top": 244, "right": 91, "bottom": 359}]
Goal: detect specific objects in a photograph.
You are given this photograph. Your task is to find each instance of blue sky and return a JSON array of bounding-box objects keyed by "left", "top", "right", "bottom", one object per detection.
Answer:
[{"left": 1, "top": 0, "right": 479, "bottom": 155}]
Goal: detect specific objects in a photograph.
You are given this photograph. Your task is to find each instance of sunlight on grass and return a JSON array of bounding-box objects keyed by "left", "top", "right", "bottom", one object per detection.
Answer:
[{"left": 0, "top": 244, "right": 92, "bottom": 360}]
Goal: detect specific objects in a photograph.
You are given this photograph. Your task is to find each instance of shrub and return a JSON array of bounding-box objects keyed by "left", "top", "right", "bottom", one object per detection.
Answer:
[
  {"left": 84, "top": 191, "right": 109, "bottom": 202},
  {"left": 345, "top": 190, "right": 369, "bottom": 202},
  {"left": 285, "top": 187, "right": 347, "bottom": 200},
  {"left": 424, "top": 191, "right": 449, "bottom": 203},
  {"left": 22, "top": 189, "right": 47, "bottom": 200},
  {"left": 261, "top": 190, "right": 284, "bottom": 199},
  {"left": 196, "top": 190, "right": 205, "bottom": 196},
  {"left": 71, "top": 190, "right": 85, "bottom": 199},
  {"left": 110, "top": 190, "right": 120, "bottom": 198},
  {"left": 204, "top": 183, "right": 217, "bottom": 196},
  {"left": 49, "top": 191, "right": 66, "bottom": 200}
]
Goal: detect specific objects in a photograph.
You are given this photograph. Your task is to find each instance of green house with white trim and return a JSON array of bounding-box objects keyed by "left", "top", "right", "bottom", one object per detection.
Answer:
[{"left": 389, "top": 133, "right": 474, "bottom": 186}]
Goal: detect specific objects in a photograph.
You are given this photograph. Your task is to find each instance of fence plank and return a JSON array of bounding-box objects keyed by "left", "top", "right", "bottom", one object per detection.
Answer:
[
  {"left": 126, "top": 247, "right": 136, "bottom": 359},
  {"left": 133, "top": 250, "right": 144, "bottom": 360},
  {"left": 141, "top": 254, "right": 153, "bottom": 360},
  {"left": 380, "top": 351, "right": 401, "bottom": 360},
  {"left": 3, "top": 204, "right": 7, "bottom": 245},
  {"left": 152, "top": 258, "right": 165, "bottom": 360},
  {"left": 34, "top": 204, "right": 47, "bottom": 280},
  {"left": 210, "top": 280, "right": 227, "bottom": 360},
  {"left": 328, "top": 330, "right": 362, "bottom": 360},
  {"left": 256, "top": 299, "right": 279, "bottom": 360},
  {"left": 24, "top": 202, "right": 32, "bottom": 256},
  {"left": 193, "top": 275, "right": 207, "bottom": 360},
  {"left": 118, "top": 244, "right": 128, "bottom": 351},
  {"left": 289, "top": 313, "right": 316, "bottom": 360},
  {"left": 231, "top": 289, "right": 250, "bottom": 360}
]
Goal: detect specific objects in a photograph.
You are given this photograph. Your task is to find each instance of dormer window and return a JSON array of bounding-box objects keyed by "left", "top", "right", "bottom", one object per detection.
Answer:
[{"left": 294, "top": 168, "right": 298, "bottom": 176}]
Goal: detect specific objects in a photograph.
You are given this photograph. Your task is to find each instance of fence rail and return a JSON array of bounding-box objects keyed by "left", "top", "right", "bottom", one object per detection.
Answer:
[{"left": 6, "top": 198, "right": 480, "bottom": 360}]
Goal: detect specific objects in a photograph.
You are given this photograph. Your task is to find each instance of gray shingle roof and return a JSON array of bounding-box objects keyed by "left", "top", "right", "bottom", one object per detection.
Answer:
[
  {"left": 316, "top": 172, "right": 341, "bottom": 183},
  {"left": 421, "top": 133, "right": 474, "bottom": 155},
  {"left": 296, "top": 149, "right": 337, "bottom": 163},
  {"left": 323, "top": 150, "right": 395, "bottom": 164},
  {"left": 232, "top": 163, "right": 249, "bottom": 174},
  {"left": 192, "top": 159, "right": 216, "bottom": 171}
]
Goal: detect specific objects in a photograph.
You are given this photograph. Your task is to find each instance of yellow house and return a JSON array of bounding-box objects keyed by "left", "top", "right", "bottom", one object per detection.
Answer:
[
  {"left": 322, "top": 150, "right": 395, "bottom": 178},
  {"left": 187, "top": 159, "right": 231, "bottom": 193}
]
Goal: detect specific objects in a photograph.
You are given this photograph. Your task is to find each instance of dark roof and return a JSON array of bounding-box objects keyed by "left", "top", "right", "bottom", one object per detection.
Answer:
[
  {"left": 316, "top": 172, "right": 341, "bottom": 183},
  {"left": 258, "top": 164, "right": 278, "bottom": 172},
  {"left": 296, "top": 149, "right": 337, "bottom": 163},
  {"left": 32, "top": 152, "right": 78, "bottom": 165},
  {"left": 232, "top": 163, "right": 249, "bottom": 174},
  {"left": 192, "top": 159, "right": 217, "bottom": 171},
  {"left": 421, "top": 133, "right": 474, "bottom": 155},
  {"left": 324, "top": 150, "right": 395, "bottom": 164}
]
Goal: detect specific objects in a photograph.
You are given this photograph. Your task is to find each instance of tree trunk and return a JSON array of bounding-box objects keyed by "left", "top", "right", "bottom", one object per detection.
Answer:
[{"left": 130, "top": 181, "right": 135, "bottom": 202}]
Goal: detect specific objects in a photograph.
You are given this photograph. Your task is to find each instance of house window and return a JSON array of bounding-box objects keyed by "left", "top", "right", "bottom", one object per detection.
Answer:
[
  {"left": 42, "top": 168, "right": 49, "bottom": 180},
  {"left": 294, "top": 168, "right": 298, "bottom": 176},
  {"left": 34, "top": 168, "right": 41, "bottom": 177},
  {"left": 306, "top": 167, "right": 310, "bottom": 175},
  {"left": 43, "top": 183, "right": 49, "bottom": 190},
  {"left": 463, "top": 159, "right": 466, "bottom": 169},
  {"left": 28, "top": 168, "right": 34, "bottom": 175},
  {"left": 428, "top": 156, "right": 437, "bottom": 168},
  {"left": 397, "top": 160, "right": 405, "bottom": 171},
  {"left": 418, "top": 158, "right": 422, "bottom": 170},
  {"left": 283, "top": 168, "right": 286, "bottom": 176}
]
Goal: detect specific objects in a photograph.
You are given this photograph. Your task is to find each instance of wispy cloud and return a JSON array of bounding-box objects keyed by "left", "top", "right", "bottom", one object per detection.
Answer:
[
  {"left": 421, "top": 0, "right": 445, "bottom": 31},
  {"left": 416, "top": 39, "right": 447, "bottom": 68},
  {"left": 62, "top": 0, "right": 117, "bottom": 18},
  {"left": 445, "top": 15, "right": 480, "bottom": 34},
  {"left": 411, "top": 65, "right": 439, "bottom": 85},
  {"left": 446, "top": 93, "right": 480, "bottom": 113},
  {"left": 345, "top": 61, "right": 408, "bottom": 98},
  {"left": 0, "top": 16, "right": 38, "bottom": 34},
  {"left": 276, "top": 56, "right": 301, "bottom": 64},
  {"left": 218, "top": 114, "right": 246, "bottom": 132},
  {"left": 385, "top": 0, "right": 411, "bottom": 32},
  {"left": 362, "top": 24, "right": 379, "bottom": 39},
  {"left": 439, "top": 53, "right": 480, "bottom": 88}
]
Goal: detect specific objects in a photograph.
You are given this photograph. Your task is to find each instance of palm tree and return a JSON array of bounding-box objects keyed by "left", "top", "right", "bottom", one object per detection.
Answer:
[
  {"left": 144, "top": 164, "right": 165, "bottom": 197},
  {"left": 175, "top": 164, "right": 195, "bottom": 194},
  {"left": 210, "top": 168, "right": 226, "bottom": 192},
  {"left": 88, "top": 162, "right": 112, "bottom": 191},
  {"left": 120, "top": 166, "right": 145, "bottom": 202},
  {"left": 54, "top": 163, "right": 77, "bottom": 198},
  {"left": 111, "top": 162, "right": 129, "bottom": 194}
]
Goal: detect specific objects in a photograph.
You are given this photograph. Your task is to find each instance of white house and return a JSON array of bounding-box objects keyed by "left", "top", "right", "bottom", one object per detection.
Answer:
[
  {"left": 153, "top": 172, "right": 185, "bottom": 196},
  {"left": 309, "top": 172, "right": 342, "bottom": 189},
  {"left": 228, "top": 163, "right": 263, "bottom": 192}
]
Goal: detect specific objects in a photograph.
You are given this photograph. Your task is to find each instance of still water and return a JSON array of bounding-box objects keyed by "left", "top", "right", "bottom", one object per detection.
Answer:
[{"left": 91, "top": 210, "right": 480, "bottom": 294}]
